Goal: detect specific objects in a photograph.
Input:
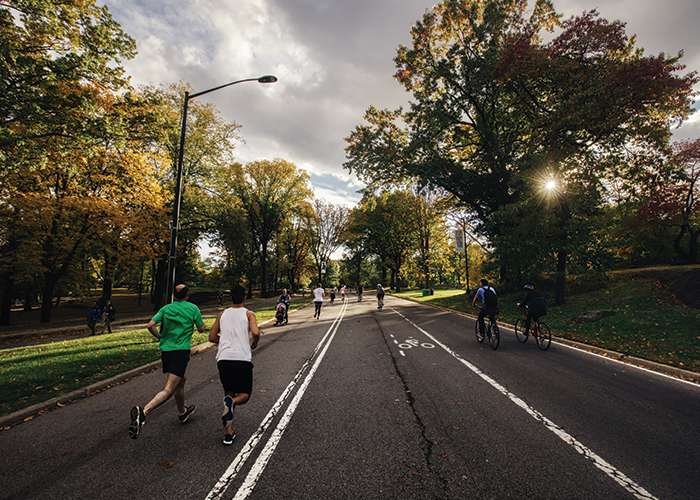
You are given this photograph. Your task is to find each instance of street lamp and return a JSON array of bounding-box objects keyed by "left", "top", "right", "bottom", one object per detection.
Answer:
[{"left": 166, "top": 75, "right": 278, "bottom": 303}]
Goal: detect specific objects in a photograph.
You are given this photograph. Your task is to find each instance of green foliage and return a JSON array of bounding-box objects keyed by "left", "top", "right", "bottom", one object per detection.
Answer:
[{"left": 344, "top": 0, "right": 698, "bottom": 303}]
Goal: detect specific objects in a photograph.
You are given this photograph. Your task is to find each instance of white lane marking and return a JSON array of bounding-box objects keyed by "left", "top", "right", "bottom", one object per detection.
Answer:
[
  {"left": 232, "top": 300, "right": 348, "bottom": 499},
  {"left": 392, "top": 309, "right": 658, "bottom": 500},
  {"left": 399, "top": 351, "right": 405, "bottom": 357},
  {"left": 205, "top": 300, "right": 348, "bottom": 500}
]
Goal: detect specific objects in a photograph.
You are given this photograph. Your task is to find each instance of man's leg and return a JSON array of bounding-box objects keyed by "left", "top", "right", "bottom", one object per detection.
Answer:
[
  {"left": 144, "top": 373, "right": 184, "bottom": 415},
  {"left": 130, "top": 373, "right": 182, "bottom": 439},
  {"left": 477, "top": 308, "right": 486, "bottom": 335}
]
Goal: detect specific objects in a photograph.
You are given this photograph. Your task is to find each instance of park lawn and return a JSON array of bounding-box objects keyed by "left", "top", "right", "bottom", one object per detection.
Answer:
[
  {"left": 393, "top": 278, "right": 700, "bottom": 376},
  {"left": 0, "top": 301, "right": 306, "bottom": 419}
]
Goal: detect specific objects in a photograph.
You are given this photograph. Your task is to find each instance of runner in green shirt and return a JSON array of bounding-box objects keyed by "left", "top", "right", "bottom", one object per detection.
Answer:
[{"left": 129, "top": 284, "right": 205, "bottom": 439}]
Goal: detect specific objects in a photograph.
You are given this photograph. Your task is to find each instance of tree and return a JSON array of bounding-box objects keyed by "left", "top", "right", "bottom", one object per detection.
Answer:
[
  {"left": 348, "top": 190, "right": 421, "bottom": 291},
  {"left": 309, "top": 199, "right": 352, "bottom": 283},
  {"left": 226, "top": 159, "right": 312, "bottom": 297},
  {"left": 1, "top": 0, "right": 136, "bottom": 161},
  {"left": 634, "top": 138, "right": 700, "bottom": 263},
  {"left": 0, "top": 0, "right": 171, "bottom": 323},
  {"left": 493, "top": 9, "right": 698, "bottom": 302},
  {"left": 280, "top": 202, "right": 315, "bottom": 291},
  {"left": 410, "top": 186, "right": 451, "bottom": 289},
  {"left": 345, "top": 0, "right": 698, "bottom": 304}
]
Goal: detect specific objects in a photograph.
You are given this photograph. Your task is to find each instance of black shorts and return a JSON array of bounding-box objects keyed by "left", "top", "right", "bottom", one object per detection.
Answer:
[
  {"left": 217, "top": 360, "right": 254, "bottom": 395},
  {"left": 162, "top": 350, "right": 190, "bottom": 378}
]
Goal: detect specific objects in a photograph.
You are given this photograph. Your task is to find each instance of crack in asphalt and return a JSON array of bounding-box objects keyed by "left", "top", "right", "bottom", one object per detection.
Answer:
[{"left": 375, "top": 314, "right": 450, "bottom": 498}]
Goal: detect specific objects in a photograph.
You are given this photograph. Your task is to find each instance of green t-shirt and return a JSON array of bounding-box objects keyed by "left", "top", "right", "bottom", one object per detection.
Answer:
[{"left": 152, "top": 300, "right": 204, "bottom": 351}]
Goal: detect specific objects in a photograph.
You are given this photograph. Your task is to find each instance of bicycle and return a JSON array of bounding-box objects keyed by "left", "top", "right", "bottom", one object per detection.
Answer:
[
  {"left": 474, "top": 305, "right": 499, "bottom": 350},
  {"left": 514, "top": 306, "right": 551, "bottom": 350}
]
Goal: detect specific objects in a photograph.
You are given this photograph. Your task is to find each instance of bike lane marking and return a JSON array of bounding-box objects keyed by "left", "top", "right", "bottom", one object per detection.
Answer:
[
  {"left": 391, "top": 308, "right": 659, "bottom": 500},
  {"left": 205, "top": 299, "right": 349, "bottom": 500}
]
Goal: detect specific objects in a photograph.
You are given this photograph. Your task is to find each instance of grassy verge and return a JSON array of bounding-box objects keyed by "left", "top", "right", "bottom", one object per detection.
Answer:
[
  {"left": 0, "top": 301, "right": 307, "bottom": 419},
  {"left": 393, "top": 278, "right": 700, "bottom": 375}
]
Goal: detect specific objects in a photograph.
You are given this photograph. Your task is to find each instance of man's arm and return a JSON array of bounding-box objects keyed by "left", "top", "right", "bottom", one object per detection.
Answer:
[
  {"left": 147, "top": 320, "right": 160, "bottom": 340},
  {"left": 248, "top": 310, "right": 261, "bottom": 349},
  {"left": 208, "top": 311, "right": 224, "bottom": 344}
]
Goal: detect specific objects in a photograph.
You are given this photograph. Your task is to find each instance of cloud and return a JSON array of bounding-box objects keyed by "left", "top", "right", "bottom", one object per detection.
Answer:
[{"left": 104, "top": 0, "right": 700, "bottom": 208}]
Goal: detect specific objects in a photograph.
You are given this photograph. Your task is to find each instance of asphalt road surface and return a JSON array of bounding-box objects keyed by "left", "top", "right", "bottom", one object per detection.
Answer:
[{"left": 2, "top": 294, "right": 699, "bottom": 499}]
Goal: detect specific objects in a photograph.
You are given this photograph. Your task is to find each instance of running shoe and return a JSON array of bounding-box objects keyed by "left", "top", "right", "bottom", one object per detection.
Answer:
[
  {"left": 179, "top": 404, "right": 197, "bottom": 423},
  {"left": 222, "top": 396, "right": 234, "bottom": 428},
  {"left": 223, "top": 432, "right": 236, "bottom": 445},
  {"left": 129, "top": 406, "right": 145, "bottom": 439}
]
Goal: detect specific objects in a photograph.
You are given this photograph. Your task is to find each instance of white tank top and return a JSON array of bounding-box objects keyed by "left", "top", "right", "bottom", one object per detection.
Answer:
[{"left": 215, "top": 307, "right": 252, "bottom": 362}]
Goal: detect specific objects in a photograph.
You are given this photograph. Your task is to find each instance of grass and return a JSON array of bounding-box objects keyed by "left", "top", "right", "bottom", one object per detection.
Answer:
[
  {"left": 393, "top": 277, "right": 700, "bottom": 375},
  {"left": 0, "top": 301, "right": 306, "bottom": 419}
]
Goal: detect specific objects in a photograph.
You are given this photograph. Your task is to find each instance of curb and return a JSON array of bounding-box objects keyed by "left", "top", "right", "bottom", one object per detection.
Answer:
[
  {"left": 0, "top": 300, "right": 313, "bottom": 430},
  {"left": 394, "top": 294, "right": 700, "bottom": 385}
]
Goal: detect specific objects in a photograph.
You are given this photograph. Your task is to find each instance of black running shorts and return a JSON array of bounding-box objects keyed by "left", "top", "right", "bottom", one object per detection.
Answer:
[
  {"left": 217, "top": 360, "right": 254, "bottom": 395},
  {"left": 161, "top": 349, "right": 190, "bottom": 378}
]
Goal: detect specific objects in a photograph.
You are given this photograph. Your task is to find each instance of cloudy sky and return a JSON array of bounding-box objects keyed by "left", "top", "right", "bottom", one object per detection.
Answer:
[{"left": 103, "top": 0, "right": 700, "bottom": 208}]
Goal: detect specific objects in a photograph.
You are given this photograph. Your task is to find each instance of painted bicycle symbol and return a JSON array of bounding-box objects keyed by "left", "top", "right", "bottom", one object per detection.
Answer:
[{"left": 397, "top": 337, "right": 435, "bottom": 350}]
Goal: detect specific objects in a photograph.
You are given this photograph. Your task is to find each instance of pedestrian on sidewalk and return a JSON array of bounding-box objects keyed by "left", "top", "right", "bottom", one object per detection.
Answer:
[
  {"left": 86, "top": 301, "right": 102, "bottom": 336},
  {"left": 129, "top": 284, "right": 206, "bottom": 439},
  {"left": 313, "top": 283, "right": 325, "bottom": 319},
  {"left": 103, "top": 300, "right": 116, "bottom": 333},
  {"left": 208, "top": 285, "right": 261, "bottom": 445}
]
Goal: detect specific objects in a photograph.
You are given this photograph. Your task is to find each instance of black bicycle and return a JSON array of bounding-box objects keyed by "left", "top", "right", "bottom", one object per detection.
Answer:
[
  {"left": 514, "top": 306, "right": 551, "bottom": 350},
  {"left": 474, "top": 306, "right": 499, "bottom": 350}
]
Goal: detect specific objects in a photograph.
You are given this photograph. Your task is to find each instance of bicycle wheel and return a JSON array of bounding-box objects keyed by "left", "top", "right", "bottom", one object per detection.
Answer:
[
  {"left": 488, "top": 321, "right": 500, "bottom": 350},
  {"left": 514, "top": 318, "right": 528, "bottom": 343},
  {"left": 475, "top": 319, "right": 485, "bottom": 343},
  {"left": 535, "top": 322, "right": 552, "bottom": 350}
]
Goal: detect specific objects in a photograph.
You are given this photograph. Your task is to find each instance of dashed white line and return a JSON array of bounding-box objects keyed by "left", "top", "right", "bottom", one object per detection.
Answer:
[{"left": 392, "top": 309, "right": 659, "bottom": 500}]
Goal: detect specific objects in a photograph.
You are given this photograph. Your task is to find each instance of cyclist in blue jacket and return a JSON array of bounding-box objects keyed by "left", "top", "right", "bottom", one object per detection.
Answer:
[{"left": 472, "top": 279, "right": 499, "bottom": 337}]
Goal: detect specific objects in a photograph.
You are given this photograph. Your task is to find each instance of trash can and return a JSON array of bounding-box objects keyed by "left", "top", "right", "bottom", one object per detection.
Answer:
[
  {"left": 421, "top": 289, "right": 428, "bottom": 296},
  {"left": 429, "top": 289, "right": 434, "bottom": 296}
]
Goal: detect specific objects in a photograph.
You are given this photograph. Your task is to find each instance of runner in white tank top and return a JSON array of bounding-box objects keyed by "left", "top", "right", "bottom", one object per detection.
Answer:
[
  {"left": 216, "top": 307, "right": 253, "bottom": 362},
  {"left": 209, "top": 286, "right": 261, "bottom": 445}
]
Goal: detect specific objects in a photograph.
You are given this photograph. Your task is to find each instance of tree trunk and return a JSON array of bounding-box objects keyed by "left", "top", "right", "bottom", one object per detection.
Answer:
[
  {"left": 554, "top": 198, "right": 570, "bottom": 306},
  {"left": 0, "top": 271, "right": 14, "bottom": 326},
  {"left": 260, "top": 242, "right": 268, "bottom": 298},
  {"left": 40, "top": 275, "right": 58, "bottom": 323},
  {"left": 101, "top": 250, "right": 118, "bottom": 301},
  {"left": 0, "top": 238, "right": 18, "bottom": 325}
]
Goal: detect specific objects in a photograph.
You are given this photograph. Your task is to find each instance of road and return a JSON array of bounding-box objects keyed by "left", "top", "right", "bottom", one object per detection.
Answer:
[{"left": 1, "top": 294, "right": 699, "bottom": 499}]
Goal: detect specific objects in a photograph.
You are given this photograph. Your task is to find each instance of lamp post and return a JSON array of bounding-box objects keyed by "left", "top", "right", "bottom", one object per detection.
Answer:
[{"left": 165, "top": 75, "right": 278, "bottom": 304}]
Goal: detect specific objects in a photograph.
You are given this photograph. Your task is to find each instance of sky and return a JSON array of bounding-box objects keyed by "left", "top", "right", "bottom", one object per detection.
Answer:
[{"left": 102, "top": 0, "right": 700, "bottom": 211}]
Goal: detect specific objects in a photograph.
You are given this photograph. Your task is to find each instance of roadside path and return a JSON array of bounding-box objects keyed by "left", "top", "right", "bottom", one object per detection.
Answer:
[{"left": 0, "top": 296, "right": 288, "bottom": 349}]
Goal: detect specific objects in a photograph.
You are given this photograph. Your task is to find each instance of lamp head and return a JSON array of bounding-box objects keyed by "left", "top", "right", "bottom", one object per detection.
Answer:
[{"left": 257, "top": 75, "right": 278, "bottom": 83}]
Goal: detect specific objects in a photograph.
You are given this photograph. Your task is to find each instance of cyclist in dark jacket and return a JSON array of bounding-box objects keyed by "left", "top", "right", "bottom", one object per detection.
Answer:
[{"left": 518, "top": 284, "right": 548, "bottom": 333}]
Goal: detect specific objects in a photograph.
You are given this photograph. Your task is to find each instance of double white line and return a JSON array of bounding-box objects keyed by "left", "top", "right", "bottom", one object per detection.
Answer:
[{"left": 206, "top": 299, "right": 348, "bottom": 500}]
